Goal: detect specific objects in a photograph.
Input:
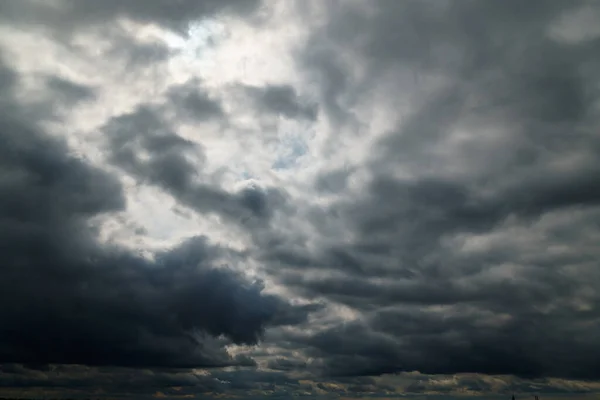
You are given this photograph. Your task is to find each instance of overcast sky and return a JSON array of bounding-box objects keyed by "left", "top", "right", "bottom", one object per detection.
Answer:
[{"left": 1, "top": 0, "right": 600, "bottom": 399}]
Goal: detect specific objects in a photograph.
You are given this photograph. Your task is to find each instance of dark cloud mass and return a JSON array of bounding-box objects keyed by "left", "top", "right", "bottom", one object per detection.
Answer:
[
  {"left": 0, "top": 0, "right": 260, "bottom": 36},
  {"left": 0, "top": 57, "right": 305, "bottom": 371},
  {"left": 242, "top": 84, "right": 318, "bottom": 121},
  {"left": 267, "top": 0, "right": 600, "bottom": 382},
  {"left": 2, "top": 0, "right": 600, "bottom": 398}
]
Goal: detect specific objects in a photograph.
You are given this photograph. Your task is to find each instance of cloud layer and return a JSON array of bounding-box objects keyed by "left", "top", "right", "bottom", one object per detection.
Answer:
[{"left": 1, "top": 0, "right": 600, "bottom": 398}]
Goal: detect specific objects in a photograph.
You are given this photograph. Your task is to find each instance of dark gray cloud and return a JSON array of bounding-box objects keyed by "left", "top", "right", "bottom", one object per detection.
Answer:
[
  {"left": 103, "top": 101, "right": 288, "bottom": 228},
  {"left": 291, "top": 305, "right": 600, "bottom": 379},
  {"left": 103, "top": 30, "right": 176, "bottom": 69},
  {"left": 259, "top": 0, "right": 600, "bottom": 381},
  {"left": 0, "top": 0, "right": 260, "bottom": 35},
  {"left": 242, "top": 84, "right": 318, "bottom": 121},
  {"left": 60, "top": 0, "right": 260, "bottom": 34},
  {"left": 0, "top": 57, "right": 308, "bottom": 372},
  {"left": 266, "top": 357, "right": 307, "bottom": 372},
  {"left": 44, "top": 75, "right": 97, "bottom": 104},
  {"left": 166, "top": 79, "right": 225, "bottom": 122}
]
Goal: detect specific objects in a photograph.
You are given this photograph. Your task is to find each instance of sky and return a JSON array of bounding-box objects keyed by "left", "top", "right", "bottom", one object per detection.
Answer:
[{"left": 0, "top": 0, "right": 600, "bottom": 399}]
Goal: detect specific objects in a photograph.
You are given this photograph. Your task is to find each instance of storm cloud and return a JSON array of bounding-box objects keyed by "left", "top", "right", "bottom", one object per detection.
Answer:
[
  {"left": 0, "top": 48, "right": 306, "bottom": 371},
  {"left": 1, "top": 0, "right": 600, "bottom": 398},
  {"left": 260, "top": 0, "right": 600, "bottom": 382}
]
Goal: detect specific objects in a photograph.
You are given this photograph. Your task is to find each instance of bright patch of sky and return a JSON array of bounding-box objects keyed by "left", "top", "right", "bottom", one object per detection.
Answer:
[
  {"left": 164, "top": 19, "right": 225, "bottom": 62},
  {"left": 272, "top": 118, "right": 313, "bottom": 171}
]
